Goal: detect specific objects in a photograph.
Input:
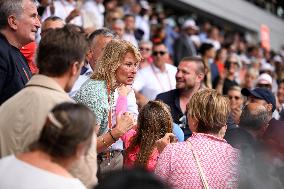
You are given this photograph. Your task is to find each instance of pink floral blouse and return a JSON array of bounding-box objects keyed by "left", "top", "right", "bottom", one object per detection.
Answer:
[{"left": 155, "top": 133, "right": 240, "bottom": 189}]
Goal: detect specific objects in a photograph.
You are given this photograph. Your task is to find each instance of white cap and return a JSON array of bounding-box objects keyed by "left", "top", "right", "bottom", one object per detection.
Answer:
[
  {"left": 182, "top": 19, "right": 199, "bottom": 30},
  {"left": 140, "top": 1, "right": 150, "bottom": 10},
  {"left": 257, "top": 73, "right": 272, "bottom": 85},
  {"left": 273, "top": 55, "right": 282, "bottom": 63},
  {"left": 260, "top": 63, "right": 274, "bottom": 72}
]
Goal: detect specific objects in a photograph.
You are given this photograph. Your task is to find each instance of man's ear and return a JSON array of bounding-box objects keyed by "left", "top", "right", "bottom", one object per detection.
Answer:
[
  {"left": 70, "top": 61, "right": 82, "bottom": 76},
  {"left": 265, "top": 103, "right": 273, "bottom": 112},
  {"left": 85, "top": 49, "right": 93, "bottom": 62},
  {"left": 7, "top": 15, "right": 18, "bottom": 30},
  {"left": 197, "top": 73, "right": 205, "bottom": 82}
]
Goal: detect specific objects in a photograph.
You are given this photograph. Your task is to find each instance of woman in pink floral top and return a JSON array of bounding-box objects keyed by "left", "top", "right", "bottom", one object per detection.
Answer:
[
  {"left": 122, "top": 101, "right": 173, "bottom": 171},
  {"left": 155, "top": 89, "right": 240, "bottom": 189}
]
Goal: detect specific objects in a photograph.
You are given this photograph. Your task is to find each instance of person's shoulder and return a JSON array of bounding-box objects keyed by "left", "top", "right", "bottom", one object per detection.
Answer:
[
  {"left": 0, "top": 34, "right": 9, "bottom": 48},
  {"left": 165, "top": 64, "right": 177, "bottom": 72},
  {"left": 263, "top": 118, "right": 284, "bottom": 144},
  {"left": 223, "top": 138, "right": 241, "bottom": 156},
  {"left": 166, "top": 63, "right": 177, "bottom": 69},
  {"left": 80, "top": 79, "right": 105, "bottom": 91},
  {"left": 0, "top": 35, "right": 12, "bottom": 58},
  {"left": 156, "top": 89, "right": 177, "bottom": 100},
  {"left": 165, "top": 141, "right": 188, "bottom": 152},
  {"left": 0, "top": 155, "right": 14, "bottom": 164},
  {"left": 68, "top": 179, "right": 87, "bottom": 189},
  {"left": 0, "top": 155, "right": 17, "bottom": 173}
]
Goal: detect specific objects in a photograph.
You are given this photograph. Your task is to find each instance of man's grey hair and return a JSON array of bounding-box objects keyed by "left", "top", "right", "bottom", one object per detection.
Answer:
[
  {"left": 0, "top": 0, "right": 36, "bottom": 29},
  {"left": 88, "top": 28, "right": 117, "bottom": 42}
]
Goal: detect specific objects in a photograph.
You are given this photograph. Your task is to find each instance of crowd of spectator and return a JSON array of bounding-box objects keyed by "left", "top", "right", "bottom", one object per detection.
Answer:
[{"left": 0, "top": 0, "right": 284, "bottom": 189}]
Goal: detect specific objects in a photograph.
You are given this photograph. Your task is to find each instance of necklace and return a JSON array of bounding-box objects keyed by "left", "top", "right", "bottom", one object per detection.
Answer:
[{"left": 107, "top": 82, "right": 113, "bottom": 130}]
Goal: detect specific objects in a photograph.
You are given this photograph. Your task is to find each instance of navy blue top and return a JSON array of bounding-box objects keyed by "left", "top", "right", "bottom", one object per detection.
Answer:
[
  {"left": 156, "top": 89, "right": 192, "bottom": 140},
  {"left": 0, "top": 33, "right": 32, "bottom": 104}
]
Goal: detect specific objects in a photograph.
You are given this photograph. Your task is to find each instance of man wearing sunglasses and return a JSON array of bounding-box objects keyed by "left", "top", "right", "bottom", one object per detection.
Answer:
[
  {"left": 133, "top": 42, "right": 177, "bottom": 107},
  {"left": 256, "top": 73, "right": 273, "bottom": 91}
]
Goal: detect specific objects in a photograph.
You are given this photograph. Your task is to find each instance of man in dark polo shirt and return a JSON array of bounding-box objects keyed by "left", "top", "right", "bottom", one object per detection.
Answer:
[
  {"left": 0, "top": 0, "right": 41, "bottom": 104},
  {"left": 156, "top": 57, "right": 205, "bottom": 139}
]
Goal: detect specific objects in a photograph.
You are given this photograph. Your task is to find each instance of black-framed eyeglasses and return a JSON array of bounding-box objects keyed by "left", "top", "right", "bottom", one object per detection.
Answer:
[{"left": 153, "top": 51, "right": 167, "bottom": 56}]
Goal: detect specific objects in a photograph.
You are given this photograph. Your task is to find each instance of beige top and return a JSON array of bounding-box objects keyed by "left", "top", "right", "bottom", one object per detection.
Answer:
[{"left": 0, "top": 74, "right": 97, "bottom": 188}]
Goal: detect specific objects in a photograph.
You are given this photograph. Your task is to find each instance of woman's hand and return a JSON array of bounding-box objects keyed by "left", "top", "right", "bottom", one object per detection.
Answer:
[
  {"left": 156, "top": 133, "right": 176, "bottom": 153},
  {"left": 231, "top": 107, "right": 242, "bottom": 124},
  {"left": 112, "top": 112, "right": 135, "bottom": 138},
  {"left": 118, "top": 85, "right": 132, "bottom": 97}
]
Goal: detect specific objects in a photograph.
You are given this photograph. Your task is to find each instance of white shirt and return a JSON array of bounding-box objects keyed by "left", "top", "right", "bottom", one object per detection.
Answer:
[
  {"left": 122, "top": 33, "right": 138, "bottom": 47},
  {"left": 135, "top": 15, "right": 150, "bottom": 41},
  {"left": 133, "top": 64, "right": 177, "bottom": 100},
  {"left": 41, "top": 0, "right": 83, "bottom": 26},
  {"left": 82, "top": 0, "right": 105, "bottom": 29},
  {"left": 113, "top": 89, "right": 138, "bottom": 117},
  {"left": 205, "top": 38, "right": 221, "bottom": 50},
  {"left": 0, "top": 155, "right": 86, "bottom": 189},
  {"left": 69, "top": 64, "right": 93, "bottom": 98}
]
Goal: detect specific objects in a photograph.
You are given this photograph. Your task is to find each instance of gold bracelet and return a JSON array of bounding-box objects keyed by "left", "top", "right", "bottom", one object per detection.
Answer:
[{"left": 101, "top": 136, "right": 109, "bottom": 148}]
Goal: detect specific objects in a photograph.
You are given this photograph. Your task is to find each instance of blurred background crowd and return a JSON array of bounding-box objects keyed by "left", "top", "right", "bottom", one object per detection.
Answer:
[{"left": 1, "top": 0, "right": 284, "bottom": 188}]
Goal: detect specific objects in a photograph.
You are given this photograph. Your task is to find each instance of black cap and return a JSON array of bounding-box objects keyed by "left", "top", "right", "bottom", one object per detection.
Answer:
[{"left": 241, "top": 88, "right": 276, "bottom": 112}]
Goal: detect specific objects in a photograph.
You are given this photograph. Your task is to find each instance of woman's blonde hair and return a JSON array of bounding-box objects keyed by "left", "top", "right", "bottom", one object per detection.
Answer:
[
  {"left": 91, "top": 39, "right": 142, "bottom": 89},
  {"left": 127, "top": 101, "right": 173, "bottom": 168},
  {"left": 187, "top": 89, "right": 230, "bottom": 134}
]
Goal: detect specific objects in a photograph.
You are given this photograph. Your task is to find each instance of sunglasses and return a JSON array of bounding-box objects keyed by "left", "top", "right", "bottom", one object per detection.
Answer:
[
  {"left": 256, "top": 83, "right": 272, "bottom": 89},
  {"left": 227, "top": 61, "right": 238, "bottom": 65},
  {"left": 153, "top": 51, "right": 167, "bottom": 56},
  {"left": 228, "top": 96, "right": 241, "bottom": 100},
  {"left": 140, "top": 47, "right": 151, "bottom": 52}
]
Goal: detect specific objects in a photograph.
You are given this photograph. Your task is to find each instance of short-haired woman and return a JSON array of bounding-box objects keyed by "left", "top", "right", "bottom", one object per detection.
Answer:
[
  {"left": 155, "top": 89, "right": 240, "bottom": 189},
  {"left": 0, "top": 102, "right": 96, "bottom": 189}
]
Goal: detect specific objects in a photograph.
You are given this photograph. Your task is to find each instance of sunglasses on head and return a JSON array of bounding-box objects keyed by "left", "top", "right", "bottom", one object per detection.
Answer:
[{"left": 153, "top": 51, "right": 167, "bottom": 56}]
